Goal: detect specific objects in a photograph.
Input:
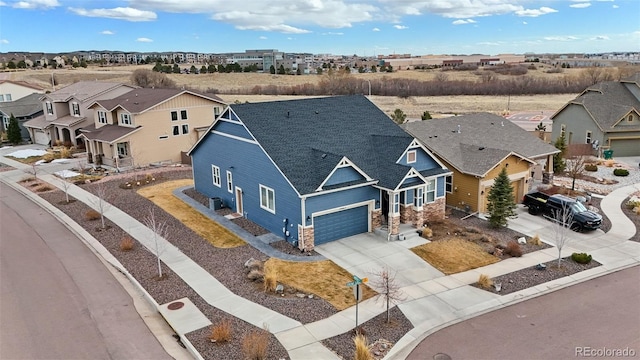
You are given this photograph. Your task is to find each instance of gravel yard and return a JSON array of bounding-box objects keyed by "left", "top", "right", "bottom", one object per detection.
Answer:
[{"left": 622, "top": 194, "right": 640, "bottom": 242}]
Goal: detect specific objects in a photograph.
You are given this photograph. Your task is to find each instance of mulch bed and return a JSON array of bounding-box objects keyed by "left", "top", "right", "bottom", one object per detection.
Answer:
[
  {"left": 322, "top": 307, "right": 414, "bottom": 360},
  {"left": 471, "top": 256, "right": 601, "bottom": 295},
  {"left": 621, "top": 196, "right": 640, "bottom": 242}
]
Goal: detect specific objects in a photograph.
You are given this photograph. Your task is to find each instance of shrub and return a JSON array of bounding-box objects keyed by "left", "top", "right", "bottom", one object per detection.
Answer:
[
  {"left": 245, "top": 259, "right": 263, "bottom": 273},
  {"left": 242, "top": 329, "right": 269, "bottom": 360},
  {"left": 613, "top": 168, "right": 629, "bottom": 177},
  {"left": 625, "top": 200, "right": 640, "bottom": 209},
  {"left": 85, "top": 209, "right": 101, "bottom": 221},
  {"left": 209, "top": 319, "right": 232, "bottom": 344},
  {"left": 247, "top": 269, "right": 264, "bottom": 282},
  {"left": 120, "top": 237, "right": 135, "bottom": 251},
  {"left": 353, "top": 333, "right": 372, "bottom": 360},
  {"left": 421, "top": 227, "right": 433, "bottom": 239},
  {"left": 263, "top": 265, "right": 277, "bottom": 293},
  {"left": 584, "top": 163, "right": 598, "bottom": 172},
  {"left": 34, "top": 184, "right": 53, "bottom": 192},
  {"left": 504, "top": 240, "right": 523, "bottom": 257},
  {"left": 529, "top": 234, "right": 542, "bottom": 246},
  {"left": 59, "top": 147, "right": 72, "bottom": 159},
  {"left": 571, "top": 252, "right": 592, "bottom": 264},
  {"left": 42, "top": 153, "right": 55, "bottom": 163},
  {"left": 478, "top": 274, "right": 493, "bottom": 289}
]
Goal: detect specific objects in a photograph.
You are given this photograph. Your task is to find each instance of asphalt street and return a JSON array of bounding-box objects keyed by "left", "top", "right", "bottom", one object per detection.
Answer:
[
  {"left": 0, "top": 182, "right": 173, "bottom": 360},
  {"left": 408, "top": 266, "right": 640, "bottom": 360}
]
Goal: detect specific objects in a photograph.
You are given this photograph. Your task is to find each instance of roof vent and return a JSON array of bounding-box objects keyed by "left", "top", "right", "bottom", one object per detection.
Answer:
[
  {"left": 315, "top": 110, "right": 319, "bottom": 114},
  {"left": 479, "top": 147, "right": 485, "bottom": 150},
  {"left": 287, "top": 111, "right": 290, "bottom": 118},
  {"left": 321, "top": 154, "right": 327, "bottom": 159}
]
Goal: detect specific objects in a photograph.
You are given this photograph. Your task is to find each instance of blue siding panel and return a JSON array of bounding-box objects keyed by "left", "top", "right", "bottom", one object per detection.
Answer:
[
  {"left": 436, "top": 176, "right": 445, "bottom": 197},
  {"left": 324, "top": 167, "right": 365, "bottom": 187},
  {"left": 191, "top": 133, "right": 301, "bottom": 242},
  {"left": 305, "top": 186, "right": 377, "bottom": 226},
  {"left": 213, "top": 120, "right": 254, "bottom": 140},
  {"left": 398, "top": 148, "right": 439, "bottom": 171}
]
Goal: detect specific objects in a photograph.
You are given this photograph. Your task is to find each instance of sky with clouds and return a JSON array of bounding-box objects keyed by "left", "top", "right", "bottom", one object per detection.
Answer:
[{"left": 1, "top": 0, "right": 638, "bottom": 55}]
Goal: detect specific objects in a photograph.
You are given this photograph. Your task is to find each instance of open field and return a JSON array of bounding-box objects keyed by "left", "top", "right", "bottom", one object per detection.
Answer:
[{"left": 7, "top": 64, "right": 633, "bottom": 116}]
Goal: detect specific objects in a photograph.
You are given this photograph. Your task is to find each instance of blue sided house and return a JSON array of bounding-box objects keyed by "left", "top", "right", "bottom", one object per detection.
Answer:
[{"left": 189, "top": 95, "right": 451, "bottom": 251}]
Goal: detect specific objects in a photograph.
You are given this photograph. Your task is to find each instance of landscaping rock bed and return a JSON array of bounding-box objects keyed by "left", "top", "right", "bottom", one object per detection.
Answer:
[
  {"left": 472, "top": 256, "right": 601, "bottom": 295},
  {"left": 322, "top": 307, "right": 414, "bottom": 360},
  {"left": 622, "top": 193, "right": 640, "bottom": 242}
]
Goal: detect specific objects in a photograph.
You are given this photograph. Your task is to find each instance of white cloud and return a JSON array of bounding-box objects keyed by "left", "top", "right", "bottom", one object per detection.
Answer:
[
  {"left": 452, "top": 19, "right": 476, "bottom": 25},
  {"left": 1, "top": 39, "right": 9, "bottom": 44},
  {"left": 259, "top": 36, "right": 267, "bottom": 40},
  {"left": 379, "top": 0, "right": 521, "bottom": 19},
  {"left": 0, "top": 1, "right": 6, "bottom": 5},
  {"left": 136, "top": 37, "right": 153, "bottom": 42},
  {"left": 515, "top": 6, "right": 558, "bottom": 17},
  {"left": 522, "top": 21, "right": 528, "bottom": 25},
  {"left": 612, "top": 4, "right": 619, "bottom": 8},
  {"left": 101, "top": 30, "right": 114, "bottom": 35},
  {"left": 69, "top": 7, "right": 157, "bottom": 22},
  {"left": 372, "top": 27, "right": 380, "bottom": 31},
  {"left": 544, "top": 35, "right": 579, "bottom": 41},
  {"left": 477, "top": 41, "right": 503, "bottom": 46},
  {"left": 322, "top": 32, "right": 344, "bottom": 35},
  {"left": 570, "top": 3, "right": 591, "bottom": 8},
  {"left": 393, "top": 24, "right": 408, "bottom": 29},
  {"left": 13, "top": 0, "right": 58, "bottom": 9},
  {"left": 592, "top": 35, "right": 610, "bottom": 40}
]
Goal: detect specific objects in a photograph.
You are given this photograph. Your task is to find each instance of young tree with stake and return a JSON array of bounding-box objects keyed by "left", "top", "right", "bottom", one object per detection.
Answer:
[
  {"left": 143, "top": 208, "right": 169, "bottom": 278},
  {"left": 371, "top": 267, "right": 405, "bottom": 323}
]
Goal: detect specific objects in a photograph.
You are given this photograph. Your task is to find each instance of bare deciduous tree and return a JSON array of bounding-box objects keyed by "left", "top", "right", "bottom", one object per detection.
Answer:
[
  {"left": 371, "top": 267, "right": 405, "bottom": 323},
  {"left": 89, "top": 181, "right": 111, "bottom": 229},
  {"left": 143, "top": 208, "right": 169, "bottom": 278},
  {"left": 550, "top": 202, "right": 574, "bottom": 267},
  {"left": 566, "top": 155, "right": 586, "bottom": 191},
  {"left": 57, "top": 173, "right": 72, "bottom": 203}
]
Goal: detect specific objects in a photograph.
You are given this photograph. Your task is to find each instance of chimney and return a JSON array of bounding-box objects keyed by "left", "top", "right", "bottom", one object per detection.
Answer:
[
  {"left": 501, "top": 121, "right": 504, "bottom": 126},
  {"left": 457, "top": 124, "right": 461, "bottom": 133}
]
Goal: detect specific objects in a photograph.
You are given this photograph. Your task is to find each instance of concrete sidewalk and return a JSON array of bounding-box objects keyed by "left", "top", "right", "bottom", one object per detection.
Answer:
[{"left": 2, "top": 146, "right": 639, "bottom": 360}]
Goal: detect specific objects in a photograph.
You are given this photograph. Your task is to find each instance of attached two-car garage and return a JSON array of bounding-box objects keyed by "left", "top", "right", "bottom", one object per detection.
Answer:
[{"left": 313, "top": 205, "right": 370, "bottom": 245}]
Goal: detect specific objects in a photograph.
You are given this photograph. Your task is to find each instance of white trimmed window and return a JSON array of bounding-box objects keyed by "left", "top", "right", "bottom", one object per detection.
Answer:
[
  {"left": 0, "top": 95, "right": 4, "bottom": 102},
  {"left": 5, "top": 94, "right": 11, "bottom": 101},
  {"left": 97, "top": 111, "right": 107, "bottom": 124},
  {"left": 45, "top": 101, "right": 53, "bottom": 115},
  {"left": 71, "top": 102, "right": 80, "bottom": 116},
  {"left": 171, "top": 111, "right": 178, "bottom": 121},
  {"left": 211, "top": 165, "right": 221, "bottom": 187},
  {"left": 260, "top": 185, "right": 275, "bottom": 213},
  {"left": 628, "top": 114, "right": 633, "bottom": 122},
  {"left": 173, "top": 125, "right": 180, "bottom": 136},
  {"left": 407, "top": 150, "right": 417, "bottom": 164},
  {"left": 585, "top": 131, "right": 592, "bottom": 144},
  {"left": 425, "top": 179, "right": 436, "bottom": 203},
  {"left": 214, "top": 107, "right": 221, "bottom": 117},
  {"left": 180, "top": 110, "right": 188, "bottom": 120},
  {"left": 445, "top": 175, "right": 453, "bottom": 193},
  {"left": 226, "top": 171, "right": 233, "bottom": 193},
  {"left": 2, "top": 116, "right": 9, "bottom": 131},
  {"left": 120, "top": 113, "right": 132, "bottom": 125},
  {"left": 560, "top": 124, "right": 566, "bottom": 138},
  {"left": 181, "top": 124, "right": 189, "bottom": 134},
  {"left": 393, "top": 193, "right": 400, "bottom": 214},
  {"left": 414, "top": 187, "right": 424, "bottom": 208}
]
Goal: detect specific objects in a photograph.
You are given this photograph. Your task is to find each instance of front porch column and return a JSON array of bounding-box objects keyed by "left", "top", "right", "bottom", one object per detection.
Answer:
[
  {"left": 298, "top": 225, "right": 315, "bottom": 252},
  {"left": 371, "top": 208, "right": 382, "bottom": 229},
  {"left": 389, "top": 191, "right": 400, "bottom": 236},
  {"left": 390, "top": 215, "right": 400, "bottom": 236},
  {"left": 543, "top": 153, "right": 554, "bottom": 184}
]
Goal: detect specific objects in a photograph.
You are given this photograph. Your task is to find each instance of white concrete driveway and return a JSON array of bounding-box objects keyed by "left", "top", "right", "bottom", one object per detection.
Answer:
[{"left": 314, "top": 232, "right": 444, "bottom": 290}]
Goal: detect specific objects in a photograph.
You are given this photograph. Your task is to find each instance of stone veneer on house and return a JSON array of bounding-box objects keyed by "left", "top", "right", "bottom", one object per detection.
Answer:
[
  {"left": 298, "top": 225, "right": 315, "bottom": 252},
  {"left": 371, "top": 209, "right": 382, "bottom": 230},
  {"left": 423, "top": 198, "right": 446, "bottom": 221}
]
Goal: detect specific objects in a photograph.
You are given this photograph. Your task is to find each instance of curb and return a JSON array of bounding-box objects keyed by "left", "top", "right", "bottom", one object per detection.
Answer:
[{"left": 0, "top": 178, "right": 201, "bottom": 360}]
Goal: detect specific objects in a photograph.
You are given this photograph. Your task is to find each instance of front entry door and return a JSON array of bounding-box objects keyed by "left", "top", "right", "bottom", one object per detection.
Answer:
[{"left": 235, "top": 187, "right": 243, "bottom": 215}]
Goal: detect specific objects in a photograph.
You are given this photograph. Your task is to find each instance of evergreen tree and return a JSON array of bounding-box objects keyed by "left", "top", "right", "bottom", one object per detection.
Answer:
[
  {"left": 553, "top": 134, "right": 567, "bottom": 173},
  {"left": 7, "top": 114, "right": 22, "bottom": 145},
  {"left": 172, "top": 64, "right": 180, "bottom": 73},
  {"left": 278, "top": 64, "right": 286, "bottom": 75},
  {"left": 486, "top": 167, "right": 517, "bottom": 228},
  {"left": 208, "top": 64, "right": 217, "bottom": 73},
  {"left": 421, "top": 111, "right": 432, "bottom": 120},
  {"left": 269, "top": 65, "right": 276, "bottom": 74},
  {"left": 200, "top": 65, "right": 208, "bottom": 74},
  {"left": 390, "top": 109, "right": 406, "bottom": 124}
]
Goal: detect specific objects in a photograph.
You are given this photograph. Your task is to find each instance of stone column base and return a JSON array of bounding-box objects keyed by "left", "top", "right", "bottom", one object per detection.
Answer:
[
  {"left": 371, "top": 209, "right": 382, "bottom": 229},
  {"left": 298, "top": 225, "right": 315, "bottom": 252},
  {"left": 542, "top": 172, "right": 554, "bottom": 184},
  {"left": 390, "top": 215, "right": 400, "bottom": 235}
]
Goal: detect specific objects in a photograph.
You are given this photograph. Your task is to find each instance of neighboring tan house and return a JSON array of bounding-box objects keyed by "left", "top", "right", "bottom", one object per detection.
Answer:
[
  {"left": 80, "top": 88, "right": 226, "bottom": 169},
  {"left": 0, "top": 93, "right": 44, "bottom": 140},
  {"left": 24, "top": 81, "right": 136, "bottom": 147},
  {"left": 403, "top": 113, "right": 559, "bottom": 214},
  {"left": 189, "top": 95, "right": 451, "bottom": 250},
  {"left": 0, "top": 80, "right": 45, "bottom": 102},
  {"left": 551, "top": 73, "right": 640, "bottom": 157}
]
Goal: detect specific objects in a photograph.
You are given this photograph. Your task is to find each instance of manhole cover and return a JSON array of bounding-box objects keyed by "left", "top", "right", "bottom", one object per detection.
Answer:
[
  {"left": 167, "top": 301, "right": 184, "bottom": 310},
  {"left": 433, "top": 353, "right": 452, "bottom": 360}
]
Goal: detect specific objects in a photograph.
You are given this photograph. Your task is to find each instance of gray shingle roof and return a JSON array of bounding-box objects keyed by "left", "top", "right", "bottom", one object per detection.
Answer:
[
  {"left": 0, "top": 93, "right": 43, "bottom": 118},
  {"left": 45, "top": 81, "right": 134, "bottom": 102},
  {"left": 566, "top": 80, "right": 640, "bottom": 131},
  {"left": 94, "top": 88, "right": 225, "bottom": 114},
  {"left": 79, "top": 123, "right": 140, "bottom": 143},
  {"left": 230, "top": 95, "right": 422, "bottom": 194},
  {"left": 402, "top": 113, "right": 559, "bottom": 176}
]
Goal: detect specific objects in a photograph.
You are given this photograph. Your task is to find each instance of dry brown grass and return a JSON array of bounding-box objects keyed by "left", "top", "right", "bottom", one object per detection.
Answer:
[
  {"left": 241, "top": 328, "right": 269, "bottom": 360},
  {"left": 5, "top": 155, "right": 44, "bottom": 164},
  {"left": 529, "top": 233, "right": 542, "bottom": 246},
  {"left": 411, "top": 238, "right": 499, "bottom": 275},
  {"left": 478, "top": 274, "right": 494, "bottom": 289},
  {"left": 85, "top": 209, "right": 101, "bottom": 221},
  {"left": 137, "top": 179, "right": 245, "bottom": 248},
  {"left": 120, "top": 236, "right": 135, "bottom": 251},
  {"left": 353, "top": 333, "right": 372, "bottom": 360},
  {"left": 421, "top": 227, "right": 433, "bottom": 239},
  {"left": 209, "top": 319, "right": 232, "bottom": 344},
  {"left": 265, "top": 258, "right": 375, "bottom": 310},
  {"left": 263, "top": 263, "right": 278, "bottom": 293}
]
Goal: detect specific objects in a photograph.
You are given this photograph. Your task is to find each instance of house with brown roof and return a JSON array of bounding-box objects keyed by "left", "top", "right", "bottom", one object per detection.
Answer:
[
  {"left": 24, "top": 81, "right": 136, "bottom": 147},
  {"left": 0, "top": 80, "right": 45, "bottom": 102},
  {"left": 551, "top": 73, "right": 640, "bottom": 157},
  {"left": 80, "top": 88, "right": 226, "bottom": 169},
  {"left": 403, "top": 113, "right": 559, "bottom": 213}
]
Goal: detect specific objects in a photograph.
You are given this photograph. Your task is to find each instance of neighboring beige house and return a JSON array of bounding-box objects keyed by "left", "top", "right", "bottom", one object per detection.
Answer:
[
  {"left": 80, "top": 88, "right": 226, "bottom": 169},
  {"left": 403, "top": 113, "right": 560, "bottom": 213},
  {"left": 24, "top": 81, "right": 136, "bottom": 147},
  {"left": 0, "top": 80, "right": 45, "bottom": 102}
]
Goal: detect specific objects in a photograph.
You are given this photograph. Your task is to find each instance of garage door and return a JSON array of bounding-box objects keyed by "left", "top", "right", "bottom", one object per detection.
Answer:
[
  {"left": 609, "top": 139, "right": 640, "bottom": 157},
  {"left": 34, "top": 130, "right": 49, "bottom": 145},
  {"left": 314, "top": 205, "right": 369, "bottom": 245}
]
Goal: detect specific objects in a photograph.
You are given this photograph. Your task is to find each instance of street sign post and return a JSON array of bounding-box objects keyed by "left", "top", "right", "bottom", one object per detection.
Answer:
[{"left": 346, "top": 275, "right": 368, "bottom": 330}]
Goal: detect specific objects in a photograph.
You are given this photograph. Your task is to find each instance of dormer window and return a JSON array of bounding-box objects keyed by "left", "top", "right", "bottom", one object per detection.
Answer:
[
  {"left": 72, "top": 102, "right": 80, "bottom": 116},
  {"left": 97, "top": 111, "right": 107, "bottom": 124},
  {"left": 120, "top": 113, "right": 132, "bottom": 126},
  {"left": 45, "top": 101, "right": 53, "bottom": 115},
  {"left": 407, "top": 150, "right": 417, "bottom": 163},
  {"left": 628, "top": 114, "right": 633, "bottom": 122}
]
